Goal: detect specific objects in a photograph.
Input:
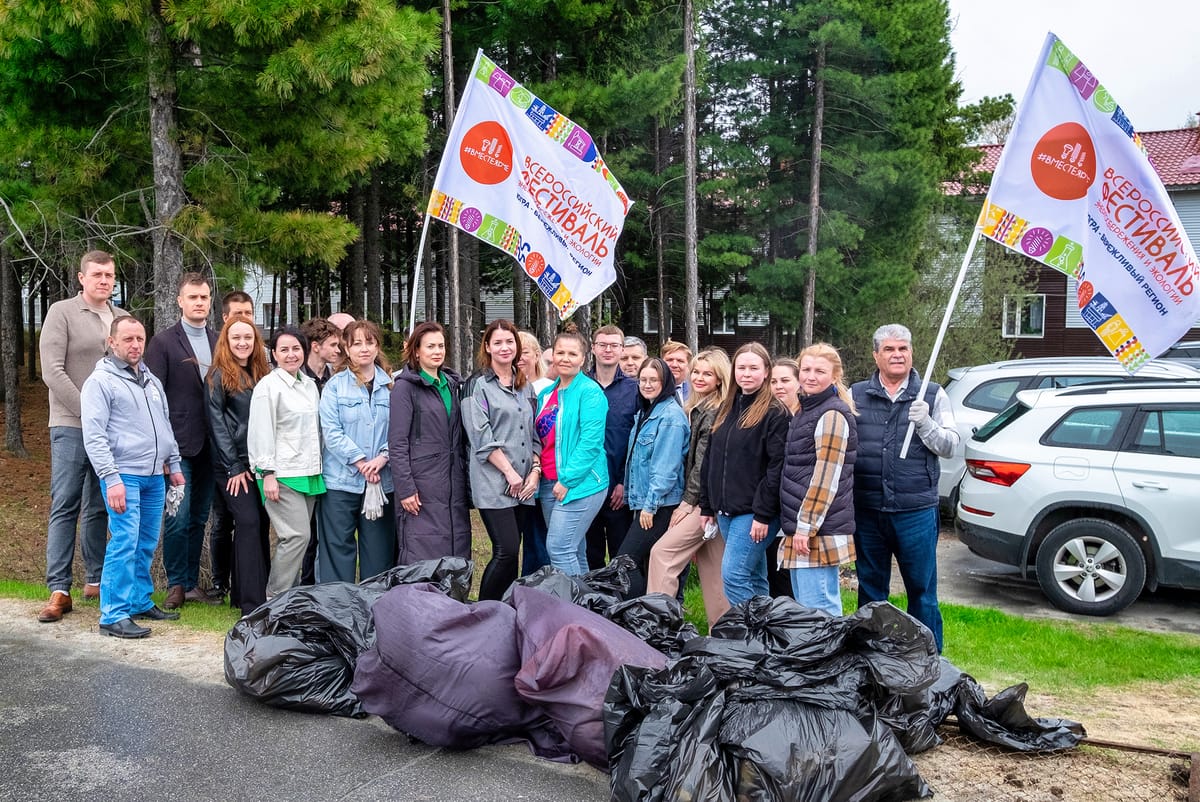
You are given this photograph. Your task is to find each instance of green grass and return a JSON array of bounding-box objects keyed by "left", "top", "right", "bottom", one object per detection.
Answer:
[
  {"left": 682, "top": 581, "right": 1200, "bottom": 697},
  {"left": 1, "top": 578, "right": 242, "bottom": 633}
]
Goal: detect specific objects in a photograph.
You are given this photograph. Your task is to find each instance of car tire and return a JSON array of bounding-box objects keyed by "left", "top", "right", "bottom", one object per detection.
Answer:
[{"left": 1035, "top": 518, "right": 1146, "bottom": 616}]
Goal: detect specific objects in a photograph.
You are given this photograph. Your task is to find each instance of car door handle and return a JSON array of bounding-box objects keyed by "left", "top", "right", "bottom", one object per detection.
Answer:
[{"left": 1131, "top": 480, "right": 1168, "bottom": 490}]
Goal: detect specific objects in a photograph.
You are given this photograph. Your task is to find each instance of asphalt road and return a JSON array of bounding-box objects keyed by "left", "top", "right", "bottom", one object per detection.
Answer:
[
  {"left": 0, "top": 633, "right": 609, "bottom": 802},
  {"left": 936, "top": 526, "right": 1200, "bottom": 636}
]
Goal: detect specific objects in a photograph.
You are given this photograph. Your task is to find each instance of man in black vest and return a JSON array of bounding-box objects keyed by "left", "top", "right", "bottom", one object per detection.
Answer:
[
  {"left": 850, "top": 324, "right": 959, "bottom": 652},
  {"left": 145, "top": 273, "right": 221, "bottom": 609}
]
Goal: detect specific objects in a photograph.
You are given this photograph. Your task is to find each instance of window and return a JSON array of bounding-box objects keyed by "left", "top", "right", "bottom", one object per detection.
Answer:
[
  {"left": 1002, "top": 294, "right": 1046, "bottom": 338},
  {"left": 261, "top": 303, "right": 277, "bottom": 329},
  {"left": 1132, "top": 409, "right": 1200, "bottom": 458},
  {"left": 1034, "top": 374, "right": 1120, "bottom": 390},
  {"left": 713, "top": 301, "right": 736, "bottom": 334},
  {"left": 642, "top": 298, "right": 671, "bottom": 334},
  {"left": 963, "top": 379, "right": 1022, "bottom": 413},
  {"left": 1044, "top": 407, "right": 1124, "bottom": 449}
]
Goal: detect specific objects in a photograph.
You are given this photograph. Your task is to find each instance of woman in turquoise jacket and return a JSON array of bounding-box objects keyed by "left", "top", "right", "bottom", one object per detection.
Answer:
[{"left": 535, "top": 329, "right": 609, "bottom": 575}]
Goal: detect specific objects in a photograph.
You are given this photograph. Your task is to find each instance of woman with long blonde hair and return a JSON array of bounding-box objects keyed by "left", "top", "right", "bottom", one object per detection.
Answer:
[
  {"left": 778, "top": 342, "right": 858, "bottom": 615},
  {"left": 646, "top": 349, "right": 734, "bottom": 624},
  {"left": 698, "top": 343, "right": 789, "bottom": 606}
]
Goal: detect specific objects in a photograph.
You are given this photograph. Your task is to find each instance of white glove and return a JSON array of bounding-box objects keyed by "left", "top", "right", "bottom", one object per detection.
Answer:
[
  {"left": 164, "top": 485, "right": 186, "bottom": 517},
  {"left": 361, "top": 482, "right": 386, "bottom": 521},
  {"left": 908, "top": 399, "right": 932, "bottom": 430}
]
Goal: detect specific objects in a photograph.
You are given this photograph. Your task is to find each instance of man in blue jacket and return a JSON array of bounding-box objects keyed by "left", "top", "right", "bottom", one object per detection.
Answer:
[
  {"left": 82, "top": 317, "right": 185, "bottom": 638},
  {"left": 851, "top": 324, "right": 959, "bottom": 652},
  {"left": 584, "top": 325, "right": 639, "bottom": 569}
]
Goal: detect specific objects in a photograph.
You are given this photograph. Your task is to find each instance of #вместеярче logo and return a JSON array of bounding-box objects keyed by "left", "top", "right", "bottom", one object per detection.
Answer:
[
  {"left": 460, "top": 121, "right": 513, "bottom": 185},
  {"left": 1030, "top": 122, "right": 1096, "bottom": 201}
]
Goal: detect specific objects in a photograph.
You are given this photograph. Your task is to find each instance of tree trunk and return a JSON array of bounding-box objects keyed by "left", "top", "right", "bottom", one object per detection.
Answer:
[
  {"left": 1, "top": 242, "right": 27, "bottom": 456},
  {"left": 365, "top": 168, "right": 382, "bottom": 323},
  {"left": 512, "top": 262, "right": 528, "bottom": 330},
  {"left": 348, "top": 185, "right": 365, "bottom": 317},
  {"left": 654, "top": 125, "right": 669, "bottom": 340},
  {"left": 682, "top": 0, "right": 700, "bottom": 352},
  {"left": 442, "top": 0, "right": 462, "bottom": 369},
  {"left": 802, "top": 40, "right": 826, "bottom": 347},
  {"left": 147, "top": 3, "right": 185, "bottom": 334}
]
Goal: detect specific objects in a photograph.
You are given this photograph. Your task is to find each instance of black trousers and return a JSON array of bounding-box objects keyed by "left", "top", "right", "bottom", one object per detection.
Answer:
[
  {"left": 222, "top": 483, "right": 271, "bottom": 615},
  {"left": 616, "top": 505, "right": 678, "bottom": 597},
  {"left": 208, "top": 482, "right": 234, "bottom": 592},
  {"left": 478, "top": 505, "right": 533, "bottom": 601},
  {"left": 586, "top": 488, "right": 633, "bottom": 570}
]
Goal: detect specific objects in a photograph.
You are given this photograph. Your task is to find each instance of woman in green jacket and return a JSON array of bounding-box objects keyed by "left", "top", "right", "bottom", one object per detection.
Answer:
[{"left": 535, "top": 329, "right": 609, "bottom": 575}]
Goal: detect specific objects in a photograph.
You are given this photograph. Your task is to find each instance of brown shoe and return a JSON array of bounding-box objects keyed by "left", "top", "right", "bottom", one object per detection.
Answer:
[
  {"left": 164, "top": 584, "right": 185, "bottom": 610},
  {"left": 184, "top": 587, "right": 221, "bottom": 605},
  {"left": 83, "top": 583, "right": 101, "bottom": 601},
  {"left": 38, "top": 591, "right": 73, "bottom": 623}
]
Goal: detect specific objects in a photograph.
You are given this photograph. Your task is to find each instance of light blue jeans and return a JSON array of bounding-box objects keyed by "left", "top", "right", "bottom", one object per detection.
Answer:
[
  {"left": 99, "top": 474, "right": 165, "bottom": 625},
  {"left": 539, "top": 479, "right": 605, "bottom": 576},
  {"left": 46, "top": 426, "right": 109, "bottom": 592},
  {"left": 718, "top": 513, "right": 780, "bottom": 607},
  {"left": 791, "top": 566, "right": 843, "bottom": 616}
]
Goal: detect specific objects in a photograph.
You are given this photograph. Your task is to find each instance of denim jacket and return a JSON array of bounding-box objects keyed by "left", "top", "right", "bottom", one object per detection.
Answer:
[
  {"left": 623, "top": 398, "right": 689, "bottom": 514},
  {"left": 319, "top": 366, "right": 393, "bottom": 494}
]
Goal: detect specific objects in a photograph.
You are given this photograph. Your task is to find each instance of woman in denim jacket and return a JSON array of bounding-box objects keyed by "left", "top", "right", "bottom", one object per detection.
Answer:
[
  {"left": 616, "top": 358, "right": 690, "bottom": 595},
  {"left": 317, "top": 320, "right": 395, "bottom": 583}
]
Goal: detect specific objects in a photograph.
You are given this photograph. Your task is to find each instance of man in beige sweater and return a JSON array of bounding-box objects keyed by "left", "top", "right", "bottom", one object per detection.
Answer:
[{"left": 37, "top": 250, "right": 130, "bottom": 623}]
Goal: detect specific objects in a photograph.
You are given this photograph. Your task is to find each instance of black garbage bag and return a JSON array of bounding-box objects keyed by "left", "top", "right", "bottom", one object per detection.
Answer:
[
  {"left": 507, "top": 555, "right": 635, "bottom": 614},
  {"left": 953, "top": 674, "right": 1086, "bottom": 751},
  {"left": 224, "top": 558, "right": 475, "bottom": 717},
  {"left": 358, "top": 556, "right": 473, "bottom": 601},
  {"left": 224, "top": 582, "right": 383, "bottom": 717},
  {"left": 606, "top": 597, "right": 938, "bottom": 802},
  {"left": 603, "top": 594, "right": 699, "bottom": 658}
]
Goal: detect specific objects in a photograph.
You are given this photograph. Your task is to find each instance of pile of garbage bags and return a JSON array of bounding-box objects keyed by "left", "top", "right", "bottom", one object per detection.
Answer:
[{"left": 225, "top": 556, "right": 1085, "bottom": 800}]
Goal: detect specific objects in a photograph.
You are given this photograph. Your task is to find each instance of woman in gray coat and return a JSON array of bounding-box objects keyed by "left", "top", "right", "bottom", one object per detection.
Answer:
[
  {"left": 462, "top": 320, "right": 541, "bottom": 600},
  {"left": 388, "top": 321, "right": 471, "bottom": 565}
]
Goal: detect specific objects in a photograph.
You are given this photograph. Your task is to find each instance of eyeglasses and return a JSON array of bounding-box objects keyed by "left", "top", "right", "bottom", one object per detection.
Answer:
[
  {"left": 595, "top": 342, "right": 622, "bottom": 350},
  {"left": 638, "top": 378, "right": 661, "bottom": 386}
]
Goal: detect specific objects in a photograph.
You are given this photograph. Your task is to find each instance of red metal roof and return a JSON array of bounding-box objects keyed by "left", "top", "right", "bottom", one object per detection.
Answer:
[{"left": 945, "top": 127, "right": 1200, "bottom": 195}]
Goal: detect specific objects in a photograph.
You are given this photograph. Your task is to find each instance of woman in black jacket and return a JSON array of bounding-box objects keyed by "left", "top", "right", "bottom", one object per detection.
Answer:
[
  {"left": 205, "top": 319, "right": 271, "bottom": 615},
  {"left": 388, "top": 321, "right": 471, "bottom": 565},
  {"left": 698, "top": 342, "right": 789, "bottom": 606}
]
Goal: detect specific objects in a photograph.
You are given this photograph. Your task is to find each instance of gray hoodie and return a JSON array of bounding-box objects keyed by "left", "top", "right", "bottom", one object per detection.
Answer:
[{"left": 80, "top": 356, "right": 182, "bottom": 488}]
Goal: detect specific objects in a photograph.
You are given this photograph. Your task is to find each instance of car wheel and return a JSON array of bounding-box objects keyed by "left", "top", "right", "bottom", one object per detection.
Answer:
[{"left": 1035, "top": 518, "right": 1146, "bottom": 616}]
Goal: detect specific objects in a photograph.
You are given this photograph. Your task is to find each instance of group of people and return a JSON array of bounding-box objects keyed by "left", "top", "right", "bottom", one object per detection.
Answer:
[{"left": 37, "top": 250, "right": 958, "bottom": 651}]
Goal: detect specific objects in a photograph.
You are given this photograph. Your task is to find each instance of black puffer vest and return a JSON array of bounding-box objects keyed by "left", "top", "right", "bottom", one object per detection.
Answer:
[
  {"left": 850, "top": 369, "right": 940, "bottom": 512},
  {"left": 780, "top": 386, "right": 857, "bottom": 536}
]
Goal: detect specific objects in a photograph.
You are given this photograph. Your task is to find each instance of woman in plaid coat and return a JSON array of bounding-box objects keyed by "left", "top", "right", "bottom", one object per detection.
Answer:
[{"left": 777, "top": 342, "right": 858, "bottom": 616}]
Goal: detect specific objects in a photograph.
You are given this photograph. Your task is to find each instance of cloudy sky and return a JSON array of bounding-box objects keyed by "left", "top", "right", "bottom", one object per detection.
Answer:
[{"left": 946, "top": 0, "right": 1197, "bottom": 132}]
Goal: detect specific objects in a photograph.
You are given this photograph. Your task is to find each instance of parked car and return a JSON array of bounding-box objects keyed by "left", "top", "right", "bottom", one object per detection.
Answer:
[
  {"left": 938, "top": 357, "right": 1200, "bottom": 514},
  {"left": 1160, "top": 340, "right": 1200, "bottom": 367},
  {"left": 956, "top": 381, "right": 1200, "bottom": 616}
]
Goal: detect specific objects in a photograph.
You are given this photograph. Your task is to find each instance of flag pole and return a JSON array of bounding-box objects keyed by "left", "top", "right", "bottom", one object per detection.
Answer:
[
  {"left": 407, "top": 212, "right": 433, "bottom": 335},
  {"left": 900, "top": 223, "right": 984, "bottom": 458}
]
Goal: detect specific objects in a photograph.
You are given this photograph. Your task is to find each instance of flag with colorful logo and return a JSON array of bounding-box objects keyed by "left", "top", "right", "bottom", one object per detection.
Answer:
[
  {"left": 981, "top": 32, "right": 1200, "bottom": 371},
  {"left": 429, "top": 51, "right": 631, "bottom": 319}
]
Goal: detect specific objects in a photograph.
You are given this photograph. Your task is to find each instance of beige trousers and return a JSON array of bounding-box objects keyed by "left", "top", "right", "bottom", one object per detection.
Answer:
[
  {"left": 646, "top": 506, "right": 730, "bottom": 626},
  {"left": 264, "top": 483, "right": 316, "bottom": 598}
]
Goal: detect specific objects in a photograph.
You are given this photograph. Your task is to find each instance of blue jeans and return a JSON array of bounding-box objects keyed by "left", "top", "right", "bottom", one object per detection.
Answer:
[
  {"left": 316, "top": 487, "right": 396, "bottom": 583},
  {"left": 719, "top": 513, "right": 780, "bottom": 607},
  {"left": 791, "top": 566, "right": 843, "bottom": 616},
  {"left": 854, "top": 505, "right": 943, "bottom": 651},
  {"left": 46, "top": 426, "right": 109, "bottom": 591},
  {"left": 539, "top": 479, "right": 605, "bottom": 575},
  {"left": 161, "top": 452, "right": 215, "bottom": 590},
  {"left": 99, "top": 474, "right": 165, "bottom": 625}
]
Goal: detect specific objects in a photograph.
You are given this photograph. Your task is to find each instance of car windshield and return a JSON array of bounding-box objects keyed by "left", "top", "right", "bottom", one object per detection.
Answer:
[{"left": 973, "top": 401, "right": 1030, "bottom": 442}]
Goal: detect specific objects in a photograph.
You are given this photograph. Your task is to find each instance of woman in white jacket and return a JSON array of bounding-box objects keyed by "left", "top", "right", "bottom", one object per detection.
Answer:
[{"left": 248, "top": 327, "right": 324, "bottom": 598}]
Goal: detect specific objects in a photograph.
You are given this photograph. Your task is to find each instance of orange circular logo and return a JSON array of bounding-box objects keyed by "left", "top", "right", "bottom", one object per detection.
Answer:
[
  {"left": 459, "top": 121, "right": 513, "bottom": 185},
  {"left": 1077, "top": 280, "right": 1095, "bottom": 309},
  {"left": 525, "top": 251, "right": 546, "bottom": 278},
  {"left": 1030, "top": 122, "right": 1096, "bottom": 201}
]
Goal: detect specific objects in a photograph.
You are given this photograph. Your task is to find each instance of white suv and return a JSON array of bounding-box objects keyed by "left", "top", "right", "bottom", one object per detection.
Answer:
[
  {"left": 956, "top": 381, "right": 1200, "bottom": 615},
  {"left": 938, "top": 357, "right": 1200, "bottom": 513}
]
